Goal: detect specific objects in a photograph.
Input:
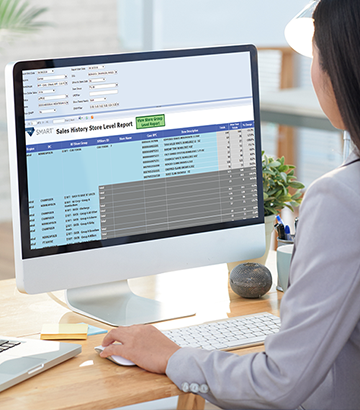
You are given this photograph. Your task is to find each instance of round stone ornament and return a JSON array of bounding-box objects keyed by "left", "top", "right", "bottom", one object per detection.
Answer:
[{"left": 229, "top": 262, "right": 272, "bottom": 298}]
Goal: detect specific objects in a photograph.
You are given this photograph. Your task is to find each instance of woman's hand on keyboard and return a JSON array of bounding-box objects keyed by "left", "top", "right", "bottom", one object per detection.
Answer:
[{"left": 100, "top": 324, "right": 181, "bottom": 374}]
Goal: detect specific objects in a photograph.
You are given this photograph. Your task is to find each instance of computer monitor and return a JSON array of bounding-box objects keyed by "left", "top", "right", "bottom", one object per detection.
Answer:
[{"left": 5, "top": 44, "right": 265, "bottom": 326}]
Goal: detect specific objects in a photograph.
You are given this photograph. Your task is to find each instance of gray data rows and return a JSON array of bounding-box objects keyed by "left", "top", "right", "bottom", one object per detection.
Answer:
[{"left": 99, "top": 167, "right": 258, "bottom": 239}]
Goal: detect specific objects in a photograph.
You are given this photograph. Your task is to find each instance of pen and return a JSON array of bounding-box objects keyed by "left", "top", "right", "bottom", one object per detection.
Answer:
[
  {"left": 294, "top": 217, "right": 299, "bottom": 233},
  {"left": 284, "top": 225, "right": 291, "bottom": 241},
  {"left": 276, "top": 215, "right": 284, "bottom": 225}
]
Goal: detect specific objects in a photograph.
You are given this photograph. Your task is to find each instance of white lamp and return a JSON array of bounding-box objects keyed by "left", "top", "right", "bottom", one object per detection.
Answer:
[
  {"left": 284, "top": 1, "right": 318, "bottom": 58},
  {"left": 285, "top": 0, "right": 351, "bottom": 161}
]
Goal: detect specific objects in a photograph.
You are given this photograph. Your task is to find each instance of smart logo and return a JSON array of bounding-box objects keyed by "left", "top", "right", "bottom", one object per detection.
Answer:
[{"left": 25, "top": 127, "right": 35, "bottom": 137}]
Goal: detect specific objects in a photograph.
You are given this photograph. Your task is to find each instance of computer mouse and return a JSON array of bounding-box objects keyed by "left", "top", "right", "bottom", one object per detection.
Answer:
[{"left": 95, "top": 345, "right": 136, "bottom": 366}]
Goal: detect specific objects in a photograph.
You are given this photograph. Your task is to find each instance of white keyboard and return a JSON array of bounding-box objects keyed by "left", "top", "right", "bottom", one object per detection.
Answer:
[{"left": 162, "top": 312, "right": 280, "bottom": 351}]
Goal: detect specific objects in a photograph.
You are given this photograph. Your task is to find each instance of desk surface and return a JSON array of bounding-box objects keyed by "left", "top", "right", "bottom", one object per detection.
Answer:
[
  {"left": 260, "top": 87, "right": 336, "bottom": 132},
  {"left": 261, "top": 88, "right": 323, "bottom": 118},
  {"left": 0, "top": 253, "right": 281, "bottom": 410}
]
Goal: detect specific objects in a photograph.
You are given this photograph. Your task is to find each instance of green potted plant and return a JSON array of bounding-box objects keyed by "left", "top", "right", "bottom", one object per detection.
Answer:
[
  {"left": 227, "top": 152, "right": 305, "bottom": 272},
  {"left": 261, "top": 151, "right": 304, "bottom": 261},
  {"left": 262, "top": 151, "right": 304, "bottom": 217}
]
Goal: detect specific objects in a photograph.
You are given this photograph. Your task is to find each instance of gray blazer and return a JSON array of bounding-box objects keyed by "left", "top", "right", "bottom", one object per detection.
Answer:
[{"left": 166, "top": 151, "right": 360, "bottom": 409}]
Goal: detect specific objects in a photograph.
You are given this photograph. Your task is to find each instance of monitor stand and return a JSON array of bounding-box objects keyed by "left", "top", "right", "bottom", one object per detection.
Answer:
[{"left": 65, "top": 280, "right": 195, "bottom": 326}]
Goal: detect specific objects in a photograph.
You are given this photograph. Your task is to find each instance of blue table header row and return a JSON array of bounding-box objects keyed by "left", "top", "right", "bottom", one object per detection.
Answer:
[{"left": 26, "top": 121, "right": 255, "bottom": 153}]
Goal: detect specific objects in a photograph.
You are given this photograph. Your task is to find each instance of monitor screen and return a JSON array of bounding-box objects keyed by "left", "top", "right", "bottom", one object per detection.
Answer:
[{"left": 6, "top": 45, "right": 265, "bottom": 325}]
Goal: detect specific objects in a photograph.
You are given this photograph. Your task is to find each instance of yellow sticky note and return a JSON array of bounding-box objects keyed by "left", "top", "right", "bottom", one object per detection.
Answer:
[{"left": 41, "top": 323, "right": 88, "bottom": 340}]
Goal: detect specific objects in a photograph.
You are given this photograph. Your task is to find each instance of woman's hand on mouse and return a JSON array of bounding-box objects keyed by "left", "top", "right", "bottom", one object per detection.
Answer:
[{"left": 100, "top": 324, "right": 181, "bottom": 374}]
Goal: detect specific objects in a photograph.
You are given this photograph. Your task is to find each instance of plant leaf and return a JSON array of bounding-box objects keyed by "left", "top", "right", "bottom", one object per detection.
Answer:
[
  {"left": 0, "top": 0, "right": 49, "bottom": 42},
  {"left": 288, "top": 181, "right": 305, "bottom": 189},
  {"left": 291, "top": 191, "right": 303, "bottom": 200},
  {"left": 280, "top": 172, "right": 288, "bottom": 183},
  {"left": 269, "top": 160, "right": 281, "bottom": 168}
]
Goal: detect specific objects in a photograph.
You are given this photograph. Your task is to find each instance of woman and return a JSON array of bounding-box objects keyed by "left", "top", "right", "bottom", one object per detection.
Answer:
[{"left": 100, "top": 1, "right": 360, "bottom": 408}]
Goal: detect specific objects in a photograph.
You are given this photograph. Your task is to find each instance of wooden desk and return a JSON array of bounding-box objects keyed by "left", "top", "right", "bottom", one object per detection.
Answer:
[{"left": 0, "top": 254, "right": 282, "bottom": 410}]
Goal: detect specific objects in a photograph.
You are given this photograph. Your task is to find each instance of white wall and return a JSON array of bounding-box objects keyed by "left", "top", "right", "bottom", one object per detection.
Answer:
[{"left": 118, "top": 0, "right": 310, "bottom": 51}]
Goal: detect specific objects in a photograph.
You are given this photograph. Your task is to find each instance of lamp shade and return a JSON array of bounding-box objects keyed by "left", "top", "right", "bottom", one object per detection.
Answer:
[{"left": 285, "top": 0, "right": 319, "bottom": 58}]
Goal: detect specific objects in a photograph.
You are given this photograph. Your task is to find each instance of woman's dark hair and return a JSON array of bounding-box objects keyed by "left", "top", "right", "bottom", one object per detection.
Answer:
[{"left": 313, "top": 0, "right": 360, "bottom": 153}]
